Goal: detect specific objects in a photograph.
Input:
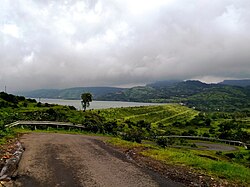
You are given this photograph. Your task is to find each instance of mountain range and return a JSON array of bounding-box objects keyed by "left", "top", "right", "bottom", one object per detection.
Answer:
[
  {"left": 17, "top": 79, "right": 250, "bottom": 112},
  {"left": 18, "top": 87, "right": 124, "bottom": 100}
]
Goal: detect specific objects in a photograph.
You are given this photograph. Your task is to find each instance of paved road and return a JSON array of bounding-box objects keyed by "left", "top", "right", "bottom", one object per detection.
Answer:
[
  {"left": 195, "top": 142, "right": 238, "bottom": 151},
  {"left": 14, "top": 133, "right": 182, "bottom": 187}
]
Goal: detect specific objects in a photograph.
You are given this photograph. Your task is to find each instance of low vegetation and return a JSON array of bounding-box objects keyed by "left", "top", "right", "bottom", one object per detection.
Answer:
[
  {"left": 0, "top": 91, "right": 250, "bottom": 185},
  {"left": 107, "top": 138, "right": 250, "bottom": 185}
]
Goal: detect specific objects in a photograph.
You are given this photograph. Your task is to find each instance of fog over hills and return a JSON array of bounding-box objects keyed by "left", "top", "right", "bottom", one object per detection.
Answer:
[
  {"left": 18, "top": 87, "right": 124, "bottom": 100},
  {"left": 16, "top": 79, "right": 250, "bottom": 112},
  {"left": 219, "top": 79, "right": 250, "bottom": 87}
]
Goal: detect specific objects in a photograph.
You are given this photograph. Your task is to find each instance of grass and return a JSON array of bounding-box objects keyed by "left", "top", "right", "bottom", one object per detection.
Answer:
[
  {"left": 108, "top": 137, "right": 250, "bottom": 185},
  {"left": 98, "top": 104, "right": 198, "bottom": 126},
  {"left": 0, "top": 130, "right": 16, "bottom": 145},
  {"left": 107, "top": 138, "right": 144, "bottom": 149},
  {"left": 12, "top": 127, "right": 112, "bottom": 137},
  {"left": 143, "top": 149, "right": 250, "bottom": 184}
]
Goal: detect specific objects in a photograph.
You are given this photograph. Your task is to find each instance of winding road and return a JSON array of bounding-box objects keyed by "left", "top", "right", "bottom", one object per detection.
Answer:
[{"left": 14, "top": 133, "right": 182, "bottom": 187}]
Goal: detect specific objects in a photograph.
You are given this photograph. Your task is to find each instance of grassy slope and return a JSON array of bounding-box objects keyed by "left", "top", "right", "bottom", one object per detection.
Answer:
[
  {"left": 108, "top": 138, "right": 250, "bottom": 185},
  {"left": 98, "top": 104, "right": 198, "bottom": 125}
]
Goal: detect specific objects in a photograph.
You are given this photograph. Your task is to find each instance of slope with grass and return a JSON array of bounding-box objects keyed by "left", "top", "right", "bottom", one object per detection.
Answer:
[
  {"left": 108, "top": 138, "right": 250, "bottom": 186},
  {"left": 98, "top": 104, "right": 198, "bottom": 125}
]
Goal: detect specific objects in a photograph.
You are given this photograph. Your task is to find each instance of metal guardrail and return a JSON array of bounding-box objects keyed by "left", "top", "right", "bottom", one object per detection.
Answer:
[
  {"left": 158, "top": 135, "right": 249, "bottom": 149},
  {"left": 5, "top": 121, "right": 86, "bottom": 130},
  {"left": 5, "top": 121, "right": 249, "bottom": 149}
]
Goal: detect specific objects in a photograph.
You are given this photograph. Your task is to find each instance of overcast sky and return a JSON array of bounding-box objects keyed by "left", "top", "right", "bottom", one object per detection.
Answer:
[{"left": 1, "top": 0, "right": 250, "bottom": 92}]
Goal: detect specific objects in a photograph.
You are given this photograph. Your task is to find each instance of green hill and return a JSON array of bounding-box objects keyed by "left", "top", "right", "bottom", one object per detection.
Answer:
[
  {"left": 98, "top": 80, "right": 250, "bottom": 112},
  {"left": 99, "top": 104, "right": 198, "bottom": 127},
  {"left": 16, "top": 79, "right": 250, "bottom": 112}
]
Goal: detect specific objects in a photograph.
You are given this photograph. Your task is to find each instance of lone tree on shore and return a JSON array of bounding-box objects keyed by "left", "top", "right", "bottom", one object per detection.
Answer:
[{"left": 81, "top": 93, "right": 92, "bottom": 111}]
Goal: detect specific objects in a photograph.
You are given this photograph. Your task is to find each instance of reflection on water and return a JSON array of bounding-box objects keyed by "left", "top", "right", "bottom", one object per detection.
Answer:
[{"left": 38, "top": 98, "right": 163, "bottom": 110}]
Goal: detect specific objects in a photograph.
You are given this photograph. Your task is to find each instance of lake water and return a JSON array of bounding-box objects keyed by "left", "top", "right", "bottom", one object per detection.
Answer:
[{"left": 38, "top": 98, "right": 163, "bottom": 110}]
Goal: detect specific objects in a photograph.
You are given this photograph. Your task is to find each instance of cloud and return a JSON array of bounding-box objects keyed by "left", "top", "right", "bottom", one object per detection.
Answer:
[{"left": 0, "top": 0, "right": 250, "bottom": 91}]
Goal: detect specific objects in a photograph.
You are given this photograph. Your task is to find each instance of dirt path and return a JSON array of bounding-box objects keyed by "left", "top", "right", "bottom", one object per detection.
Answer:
[{"left": 14, "top": 133, "right": 182, "bottom": 187}]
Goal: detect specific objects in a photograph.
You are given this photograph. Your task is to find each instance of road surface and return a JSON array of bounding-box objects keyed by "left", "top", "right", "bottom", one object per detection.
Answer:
[
  {"left": 14, "top": 133, "right": 182, "bottom": 187},
  {"left": 195, "top": 142, "right": 238, "bottom": 151}
]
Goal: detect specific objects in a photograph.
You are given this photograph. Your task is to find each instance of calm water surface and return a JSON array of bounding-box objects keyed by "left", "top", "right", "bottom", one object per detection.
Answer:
[{"left": 38, "top": 98, "right": 163, "bottom": 110}]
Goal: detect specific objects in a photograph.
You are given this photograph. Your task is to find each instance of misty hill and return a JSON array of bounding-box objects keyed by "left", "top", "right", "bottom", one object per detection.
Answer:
[
  {"left": 219, "top": 79, "right": 250, "bottom": 87},
  {"left": 98, "top": 80, "right": 250, "bottom": 112},
  {"left": 98, "top": 80, "right": 214, "bottom": 102},
  {"left": 17, "top": 80, "right": 250, "bottom": 112},
  {"left": 18, "top": 87, "right": 125, "bottom": 100},
  {"left": 146, "top": 80, "right": 181, "bottom": 88}
]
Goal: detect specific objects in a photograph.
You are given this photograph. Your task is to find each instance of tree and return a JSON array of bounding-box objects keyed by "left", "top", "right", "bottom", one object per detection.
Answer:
[{"left": 81, "top": 93, "right": 92, "bottom": 111}]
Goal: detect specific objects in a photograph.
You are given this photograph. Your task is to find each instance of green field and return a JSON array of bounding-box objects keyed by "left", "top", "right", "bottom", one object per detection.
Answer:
[{"left": 98, "top": 104, "right": 198, "bottom": 125}]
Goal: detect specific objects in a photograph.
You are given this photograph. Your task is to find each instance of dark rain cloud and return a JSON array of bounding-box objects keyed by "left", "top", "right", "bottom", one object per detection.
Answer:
[{"left": 0, "top": 0, "right": 250, "bottom": 91}]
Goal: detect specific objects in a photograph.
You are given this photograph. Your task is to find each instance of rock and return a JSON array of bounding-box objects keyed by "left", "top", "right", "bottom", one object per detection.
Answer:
[{"left": 0, "top": 141, "right": 24, "bottom": 181}]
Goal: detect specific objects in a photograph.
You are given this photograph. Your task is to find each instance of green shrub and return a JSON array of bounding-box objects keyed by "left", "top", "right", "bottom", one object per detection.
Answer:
[
  {"left": 122, "top": 128, "right": 143, "bottom": 143},
  {"left": 156, "top": 137, "right": 175, "bottom": 147}
]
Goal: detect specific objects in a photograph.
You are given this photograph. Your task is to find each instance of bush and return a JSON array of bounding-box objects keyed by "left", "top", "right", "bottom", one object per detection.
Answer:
[
  {"left": 68, "top": 105, "right": 76, "bottom": 110},
  {"left": 216, "top": 151, "right": 222, "bottom": 156},
  {"left": 156, "top": 137, "right": 175, "bottom": 148},
  {"left": 0, "top": 120, "right": 5, "bottom": 131},
  {"left": 182, "top": 129, "right": 198, "bottom": 136},
  {"left": 85, "top": 122, "right": 99, "bottom": 133},
  {"left": 22, "top": 102, "right": 28, "bottom": 107},
  {"left": 104, "top": 121, "right": 118, "bottom": 135},
  {"left": 122, "top": 128, "right": 143, "bottom": 143},
  {"left": 156, "top": 137, "right": 168, "bottom": 148},
  {"left": 203, "top": 132, "right": 210, "bottom": 137},
  {"left": 0, "top": 92, "right": 18, "bottom": 104}
]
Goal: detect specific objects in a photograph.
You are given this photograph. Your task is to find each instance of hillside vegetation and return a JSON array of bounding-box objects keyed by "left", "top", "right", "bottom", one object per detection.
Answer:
[
  {"left": 18, "top": 87, "right": 124, "bottom": 100},
  {"left": 0, "top": 92, "right": 250, "bottom": 185},
  {"left": 19, "top": 80, "right": 250, "bottom": 112},
  {"left": 98, "top": 104, "right": 198, "bottom": 130},
  {"left": 1, "top": 91, "right": 249, "bottom": 143},
  {"left": 98, "top": 80, "right": 250, "bottom": 112}
]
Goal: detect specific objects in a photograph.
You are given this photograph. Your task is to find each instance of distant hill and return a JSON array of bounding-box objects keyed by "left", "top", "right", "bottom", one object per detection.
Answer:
[
  {"left": 98, "top": 80, "right": 214, "bottom": 102},
  {"left": 98, "top": 80, "right": 250, "bottom": 112},
  {"left": 147, "top": 80, "right": 181, "bottom": 88},
  {"left": 18, "top": 87, "right": 125, "bottom": 100},
  {"left": 16, "top": 79, "right": 250, "bottom": 112},
  {"left": 219, "top": 79, "right": 250, "bottom": 87}
]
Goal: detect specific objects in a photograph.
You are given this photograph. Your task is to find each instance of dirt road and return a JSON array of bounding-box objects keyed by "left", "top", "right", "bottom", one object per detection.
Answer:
[{"left": 14, "top": 133, "right": 182, "bottom": 187}]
